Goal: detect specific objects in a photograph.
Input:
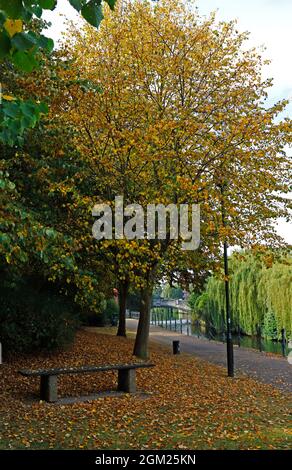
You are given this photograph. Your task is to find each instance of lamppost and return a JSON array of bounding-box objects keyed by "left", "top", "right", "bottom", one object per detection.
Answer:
[{"left": 221, "top": 183, "right": 234, "bottom": 377}]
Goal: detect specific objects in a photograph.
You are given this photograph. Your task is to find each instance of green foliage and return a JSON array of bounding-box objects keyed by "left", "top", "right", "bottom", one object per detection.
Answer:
[
  {"left": 258, "top": 261, "right": 292, "bottom": 340},
  {"left": 188, "top": 291, "right": 199, "bottom": 311},
  {"left": 0, "top": 16, "right": 56, "bottom": 71},
  {"left": 0, "top": 1, "right": 26, "bottom": 19},
  {"left": 38, "top": 0, "right": 57, "bottom": 8},
  {"left": 195, "top": 276, "right": 225, "bottom": 333},
  {"left": 0, "top": 30, "right": 10, "bottom": 59},
  {"left": 0, "top": 0, "right": 117, "bottom": 67},
  {"left": 0, "top": 0, "right": 117, "bottom": 145},
  {"left": 83, "top": 298, "right": 118, "bottom": 326},
  {"left": 105, "top": 0, "right": 116, "bottom": 9},
  {"left": 103, "top": 298, "right": 119, "bottom": 323},
  {"left": 192, "top": 251, "right": 292, "bottom": 339},
  {"left": 0, "top": 146, "right": 108, "bottom": 326},
  {"left": 162, "top": 284, "right": 184, "bottom": 300},
  {"left": 81, "top": 1, "right": 104, "bottom": 28},
  {"left": 69, "top": 0, "right": 83, "bottom": 10},
  {"left": 189, "top": 291, "right": 208, "bottom": 319},
  {"left": 262, "top": 309, "right": 278, "bottom": 340},
  {"left": 69, "top": 0, "right": 117, "bottom": 14},
  {"left": 0, "top": 274, "right": 80, "bottom": 353},
  {"left": 0, "top": 99, "right": 48, "bottom": 145}
]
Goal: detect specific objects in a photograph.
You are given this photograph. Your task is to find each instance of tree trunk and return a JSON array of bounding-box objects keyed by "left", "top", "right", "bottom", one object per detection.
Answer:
[
  {"left": 117, "top": 280, "right": 129, "bottom": 337},
  {"left": 133, "top": 282, "right": 153, "bottom": 359}
]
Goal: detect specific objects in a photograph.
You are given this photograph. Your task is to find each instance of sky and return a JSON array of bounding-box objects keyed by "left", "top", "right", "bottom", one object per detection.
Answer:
[{"left": 44, "top": 0, "right": 292, "bottom": 244}]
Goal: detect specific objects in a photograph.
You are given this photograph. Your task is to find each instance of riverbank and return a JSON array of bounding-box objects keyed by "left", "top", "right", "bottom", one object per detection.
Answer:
[{"left": 127, "top": 319, "right": 292, "bottom": 393}]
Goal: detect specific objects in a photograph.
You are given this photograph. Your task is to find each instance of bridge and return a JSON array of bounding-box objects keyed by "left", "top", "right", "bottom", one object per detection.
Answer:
[
  {"left": 126, "top": 299, "right": 191, "bottom": 320},
  {"left": 152, "top": 298, "right": 191, "bottom": 314}
]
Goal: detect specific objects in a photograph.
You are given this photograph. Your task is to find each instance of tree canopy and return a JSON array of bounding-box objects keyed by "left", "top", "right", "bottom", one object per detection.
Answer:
[
  {"left": 0, "top": 0, "right": 291, "bottom": 357},
  {"left": 0, "top": 0, "right": 117, "bottom": 145},
  {"left": 51, "top": 0, "right": 290, "bottom": 355},
  {"left": 191, "top": 250, "right": 292, "bottom": 340}
]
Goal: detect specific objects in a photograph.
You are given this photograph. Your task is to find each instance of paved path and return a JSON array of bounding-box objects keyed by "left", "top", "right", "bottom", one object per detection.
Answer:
[{"left": 127, "top": 319, "right": 292, "bottom": 393}]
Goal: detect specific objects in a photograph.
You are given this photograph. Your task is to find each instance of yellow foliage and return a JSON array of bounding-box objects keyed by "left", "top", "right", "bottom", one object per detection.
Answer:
[
  {"left": 41, "top": 0, "right": 291, "bottom": 288},
  {"left": 1, "top": 94, "right": 16, "bottom": 101},
  {"left": 4, "top": 19, "right": 23, "bottom": 37}
]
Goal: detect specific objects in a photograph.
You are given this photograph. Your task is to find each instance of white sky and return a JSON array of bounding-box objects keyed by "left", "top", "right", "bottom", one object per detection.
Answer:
[{"left": 44, "top": 0, "right": 291, "bottom": 244}]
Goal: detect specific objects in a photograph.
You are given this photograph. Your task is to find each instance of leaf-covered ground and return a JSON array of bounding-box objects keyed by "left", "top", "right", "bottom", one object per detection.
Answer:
[{"left": 0, "top": 329, "right": 291, "bottom": 450}]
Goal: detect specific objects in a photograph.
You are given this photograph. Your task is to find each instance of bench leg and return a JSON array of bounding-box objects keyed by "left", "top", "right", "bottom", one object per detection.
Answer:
[
  {"left": 118, "top": 369, "right": 136, "bottom": 393},
  {"left": 40, "top": 375, "right": 58, "bottom": 403}
]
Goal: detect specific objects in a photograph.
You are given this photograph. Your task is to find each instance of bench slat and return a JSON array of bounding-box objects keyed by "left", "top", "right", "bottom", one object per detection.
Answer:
[{"left": 19, "top": 363, "right": 155, "bottom": 377}]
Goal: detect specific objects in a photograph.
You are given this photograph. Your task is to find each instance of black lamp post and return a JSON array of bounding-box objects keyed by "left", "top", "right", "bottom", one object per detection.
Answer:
[
  {"left": 221, "top": 184, "right": 234, "bottom": 377},
  {"left": 223, "top": 239, "right": 234, "bottom": 377}
]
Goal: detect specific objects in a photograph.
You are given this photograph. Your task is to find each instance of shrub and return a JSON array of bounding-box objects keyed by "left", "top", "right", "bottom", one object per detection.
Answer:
[
  {"left": 103, "top": 298, "right": 119, "bottom": 325},
  {"left": 0, "top": 275, "right": 80, "bottom": 354},
  {"left": 83, "top": 298, "right": 118, "bottom": 326}
]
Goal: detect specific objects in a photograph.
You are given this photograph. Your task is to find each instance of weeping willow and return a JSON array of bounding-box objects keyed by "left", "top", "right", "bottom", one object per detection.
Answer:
[{"left": 193, "top": 252, "right": 292, "bottom": 339}]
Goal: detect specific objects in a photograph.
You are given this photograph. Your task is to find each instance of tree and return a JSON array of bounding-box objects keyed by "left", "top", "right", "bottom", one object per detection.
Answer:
[
  {"left": 192, "top": 250, "right": 292, "bottom": 340},
  {"left": 0, "top": 1, "right": 117, "bottom": 145},
  {"left": 46, "top": 0, "right": 290, "bottom": 358},
  {"left": 0, "top": 49, "right": 117, "bottom": 351}
]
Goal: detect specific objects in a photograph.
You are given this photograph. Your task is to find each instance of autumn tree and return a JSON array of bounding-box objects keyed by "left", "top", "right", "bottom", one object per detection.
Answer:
[{"left": 47, "top": 0, "right": 290, "bottom": 358}]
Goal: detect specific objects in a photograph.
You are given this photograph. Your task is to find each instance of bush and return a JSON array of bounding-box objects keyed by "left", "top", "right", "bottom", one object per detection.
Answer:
[
  {"left": 0, "top": 275, "right": 80, "bottom": 354},
  {"left": 103, "top": 298, "right": 119, "bottom": 325},
  {"left": 83, "top": 298, "right": 118, "bottom": 326}
]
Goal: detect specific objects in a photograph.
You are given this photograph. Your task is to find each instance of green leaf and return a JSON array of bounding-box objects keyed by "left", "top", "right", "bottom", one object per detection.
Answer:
[
  {"left": 38, "top": 101, "right": 49, "bottom": 114},
  {"left": 38, "top": 34, "right": 54, "bottom": 52},
  {"left": 45, "top": 228, "right": 57, "bottom": 238},
  {"left": 9, "top": 118, "right": 22, "bottom": 135},
  {"left": 104, "top": 0, "right": 116, "bottom": 10},
  {"left": 81, "top": 1, "right": 104, "bottom": 28},
  {"left": 0, "top": 233, "right": 12, "bottom": 244},
  {"left": 0, "top": 0, "right": 24, "bottom": 19},
  {"left": 12, "top": 50, "right": 39, "bottom": 72},
  {"left": 0, "top": 30, "right": 11, "bottom": 59},
  {"left": 21, "top": 114, "right": 34, "bottom": 129},
  {"left": 7, "top": 180, "right": 16, "bottom": 190},
  {"left": 76, "top": 78, "right": 102, "bottom": 93},
  {"left": 11, "top": 31, "right": 37, "bottom": 51},
  {"left": 22, "top": 1, "right": 43, "bottom": 18},
  {"left": 20, "top": 100, "right": 38, "bottom": 118},
  {"left": 32, "top": 5, "right": 43, "bottom": 18},
  {"left": 20, "top": 8, "right": 33, "bottom": 22},
  {"left": 17, "top": 251, "right": 28, "bottom": 263},
  {"left": 12, "top": 31, "right": 54, "bottom": 53},
  {"left": 0, "top": 11, "right": 7, "bottom": 27},
  {"left": 3, "top": 102, "right": 19, "bottom": 119},
  {"left": 68, "top": 0, "right": 83, "bottom": 11},
  {"left": 38, "top": 0, "right": 57, "bottom": 9}
]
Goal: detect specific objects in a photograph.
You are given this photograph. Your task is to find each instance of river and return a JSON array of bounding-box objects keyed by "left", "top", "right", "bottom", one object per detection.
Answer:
[{"left": 150, "top": 315, "right": 287, "bottom": 356}]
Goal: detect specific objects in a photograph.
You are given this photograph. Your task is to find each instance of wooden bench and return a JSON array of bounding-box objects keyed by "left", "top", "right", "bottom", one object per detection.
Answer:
[{"left": 19, "top": 363, "right": 155, "bottom": 403}]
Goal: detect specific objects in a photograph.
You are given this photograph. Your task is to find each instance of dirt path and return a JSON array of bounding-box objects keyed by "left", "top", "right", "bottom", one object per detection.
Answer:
[{"left": 127, "top": 319, "right": 292, "bottom": 393}]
